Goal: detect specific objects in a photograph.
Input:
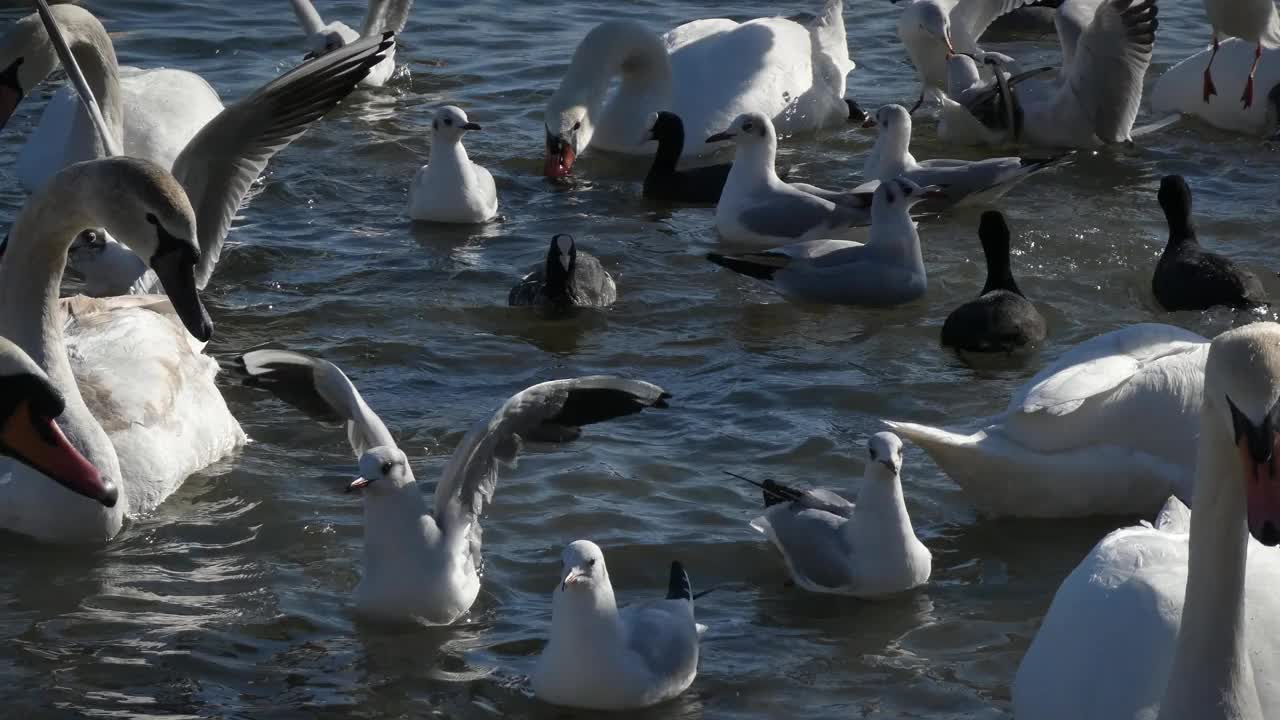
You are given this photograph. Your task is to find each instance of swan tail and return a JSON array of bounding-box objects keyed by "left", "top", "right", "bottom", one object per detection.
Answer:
[{"left": 883, "top": 419, "right": 1180, "bottom": 518}]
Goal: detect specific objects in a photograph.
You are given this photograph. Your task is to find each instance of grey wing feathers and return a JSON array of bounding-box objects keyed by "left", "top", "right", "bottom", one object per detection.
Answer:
[
  {"left": 172, "top": 32, "right": 394, "bottom": 289},
  {"left": 432, "top": 377, "right": 671, "bottom": 524},
  {"left": 767, "top": 507, "right": 855, "bottom": 589},
  {"left": 362, "top": 0, "right": 415, "bottom": 36},
  {"left": 801, "top": 488, "right": 855, "bottom": 518},
  {"left": 239, "top": 349, "right": 397, "bottom": 457},
  {"left": 739, "top": 194, "right": 867, "bottom": 240},
  {"left": 953, "top": 0, "right": 1040, "bottom": 42}
]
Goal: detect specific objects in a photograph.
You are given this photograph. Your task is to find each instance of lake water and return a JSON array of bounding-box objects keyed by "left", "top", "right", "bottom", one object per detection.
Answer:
[{"left": 0, "top": 0, "right": 1276, "bottom": 717}]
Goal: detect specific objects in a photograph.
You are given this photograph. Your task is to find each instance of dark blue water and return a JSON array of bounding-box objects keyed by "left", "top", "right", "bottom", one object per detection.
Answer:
[{"left": 0, "top": 1, "right": 1276, "bottom": 717}]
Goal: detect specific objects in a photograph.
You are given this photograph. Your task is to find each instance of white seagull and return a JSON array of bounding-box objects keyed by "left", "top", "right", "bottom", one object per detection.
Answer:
[
  {"left": 709, "top": 111, "right": 870, "bottom": 247},
  {"left": 738, "top": 432, "right": 932, "bottom": 597},
  {"left": 407, "top": 106, "right": 498, "bottom": 224},
  {"left": 238, "top": 349, "right": 670, "bottom": 625},
  {"left": 532, "top": 540, "right": 702, "bottom": 710},
  {"left": 706, "top": 177, "right": 939, "bottom": 306}
]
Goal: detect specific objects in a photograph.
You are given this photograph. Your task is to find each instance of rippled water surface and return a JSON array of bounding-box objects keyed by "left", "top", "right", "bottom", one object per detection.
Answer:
[{"left": 0, "top": 0, "right": 1278, "bottom": 717}]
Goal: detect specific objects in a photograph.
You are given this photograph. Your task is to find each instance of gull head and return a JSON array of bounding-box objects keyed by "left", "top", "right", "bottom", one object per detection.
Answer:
[
  {"left": 349, "top": 446, "right": 412, "bottom": 494},
  {"left": 873, "top": 177, "right": 943, "bottom": 211},
  {"left": 706, "top": 111, "right": 773, "bottom": 146},
  {"left": 432, "top": 105, "right": 482, "bottom": 144},
  {"left": 867, "top": 432, "right": 904, "bottom": 478},
  {"left": 1203, "top": 322, "right": 1280, "bottom": 546},
  {"left": 559, "top": 539, "right": 608, "bottom": 592}
]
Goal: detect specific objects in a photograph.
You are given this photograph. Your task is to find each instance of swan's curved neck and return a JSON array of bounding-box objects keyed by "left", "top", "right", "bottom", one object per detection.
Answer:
[
  {"left": 57, "top": 16, "right": 124, "bottom": 158},
  {"left": 1158, "top": 410, "right": 1261, "bottom": 720},
  {"left": 0, "top": 166, "right": 122, "bottom": 482},
  {"left": 559, "top": 23, "right": 672, "bottom": 150}
]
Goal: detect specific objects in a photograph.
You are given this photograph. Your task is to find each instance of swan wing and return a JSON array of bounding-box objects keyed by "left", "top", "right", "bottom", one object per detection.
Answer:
[
  {"left": 1012, "top": 324, "right": 1208, "bottom": 417},
  {"left": 238, "top": 349, "right": 396, "bottom": 458},
  {"left": 172, "top": 33, "right": 394, "bottom": 288}
]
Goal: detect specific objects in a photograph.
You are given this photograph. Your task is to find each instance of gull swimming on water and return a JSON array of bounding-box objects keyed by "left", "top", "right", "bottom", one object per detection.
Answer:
[
  {"left": 407, "top": 106, "right": 498, "bottom": 224},
  {"left": 706, "top": 177, "right": 939, "bottom": 306},
  {"left": 736, "top": 432, "right": 932, "bottom": 597},
  {"left": 239, "top": 349, "right": 670, "bottom": 624},
  {"left": 709, "top": 111, "right": 870, "bottom": 246},
  {"left": 532, "top": 540, "right": 703, "bottom": 710}
]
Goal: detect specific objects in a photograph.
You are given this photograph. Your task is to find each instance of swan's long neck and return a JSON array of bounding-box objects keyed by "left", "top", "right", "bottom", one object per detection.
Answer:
[
  {"left": 0, "top": 166, "right": 122, "bottom": 483},
  {"left": 58, "top": 16, "right": 125, "bottom": 160},
  {"left": 1158, "top": 410, "right": 1261, "bottom": 720},
  {"left": 560, "top": 22, "right": 672, "bottom": 151}
]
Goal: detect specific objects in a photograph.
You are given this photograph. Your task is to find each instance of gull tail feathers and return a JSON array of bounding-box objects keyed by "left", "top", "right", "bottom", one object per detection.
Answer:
[
  {"left": 667, "top": 561, "right": 693, "bottom": 601},
  {"left": 724, "top": 470, "right": 802, "bottom": 507},
  {"left": 707, "top": 252, "right": 789, "bottom": 282}
]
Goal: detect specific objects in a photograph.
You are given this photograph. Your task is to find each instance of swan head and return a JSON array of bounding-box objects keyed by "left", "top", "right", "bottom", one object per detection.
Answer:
[
  {"left": 348, "top": 446, "right": 413, "bottom": 495},
  {"left": 706, "top": 111, "right": 774, "bottom": 146},
  {"left": 558, "top": 539, "right": 609, "bottom": 593},
  {"left": 544, "top": 99, "right": 590, "bottom": 178},
  {"left": 69, "top": 157, "right": 211, "bottom": 342},
  {"left": 0, "top": 336, "right": 117, "bottom": 508},
  {"left": 432, "top": 105, "right": 481, "bottom": 143},
  {"left": 302, "top": 21, "right": 360, "bottom": 61},
  {"left": 0, "top": 5, "right": 105, "bottom": 131},
  {"left": 1205, "top": 322, "right": 1280, "bottom": 546},
  {"left": 867, "top": 432, "right": 904, "bottom": 478}
]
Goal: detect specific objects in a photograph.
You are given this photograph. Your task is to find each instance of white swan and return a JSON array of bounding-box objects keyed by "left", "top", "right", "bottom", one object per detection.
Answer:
[
  {"left": 542, "top": 0, "right": 854, "bottom": 176},
  {"left": 0, "top": 7, "right": 394, "bottom": 296},
  {"left": 532, "top": 540, "right": 702, "bottom": 710},
  {"left": 290, "top": 0, "right": 412, "bottom": 87},
  {"left": 238, "top": 349, "right": 670, "bottom": 625},
  {"left": 0, "top": 5, "right": 223, "bottom": 194},
  {"left": 1153, "top": 40, "right": 1280, "bottom": 137},
  {"left": 407, "top": 106, "right": 498, "bottom": 224},
  {"left": 0, "top": 157, "right": 245, "bottom": 544},
  {"left": 0, "top": 335, "right": 117, "bottom": 508},
  {"left": 741, "top": 432, "right": 932, "bottom": 597},
  {"left": 1013, "top": 321, "right": 1280, "bottom": 719},
  {"left": 938, "top": 0, "right": 1159, "bottom": 148},
  {"left": 885, "top": 323, "right": 1209, "bottom": 518}
]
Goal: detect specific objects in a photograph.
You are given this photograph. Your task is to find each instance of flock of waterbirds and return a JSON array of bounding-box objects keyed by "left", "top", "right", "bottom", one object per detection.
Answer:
[{"left": 0, "top": 0, "right": 1278, "bottom": 714}]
